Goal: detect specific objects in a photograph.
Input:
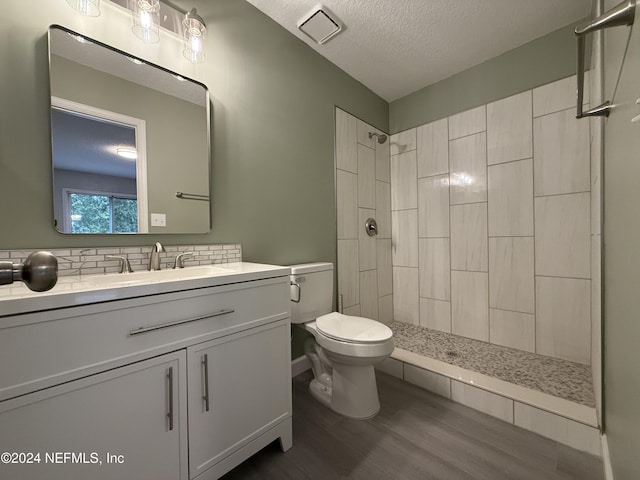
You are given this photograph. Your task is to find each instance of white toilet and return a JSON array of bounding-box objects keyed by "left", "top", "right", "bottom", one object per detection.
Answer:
[{"left": 290, "top": 262, "right": 394, "bottom": 419}]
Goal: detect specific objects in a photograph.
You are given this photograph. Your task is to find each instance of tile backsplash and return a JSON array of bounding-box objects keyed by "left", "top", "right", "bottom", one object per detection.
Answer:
[{"left": 0, "top": 244, "right": 242, "bottom": 277}]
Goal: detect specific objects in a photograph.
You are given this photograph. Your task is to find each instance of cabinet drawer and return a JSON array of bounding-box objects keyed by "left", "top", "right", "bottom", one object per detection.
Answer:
[{"left": 0, "top": 277, "right": 289, "bottom": 401}]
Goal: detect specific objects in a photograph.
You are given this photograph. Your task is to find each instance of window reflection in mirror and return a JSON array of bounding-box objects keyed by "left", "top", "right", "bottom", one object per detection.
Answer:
[{"left": 48, "top": 25, "right": 211, "bottom": 234}]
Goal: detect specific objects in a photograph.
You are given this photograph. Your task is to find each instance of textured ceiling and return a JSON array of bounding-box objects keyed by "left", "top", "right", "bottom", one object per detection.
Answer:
[{"left": 244, "top": 0, "right": 592, "bottom": 101}]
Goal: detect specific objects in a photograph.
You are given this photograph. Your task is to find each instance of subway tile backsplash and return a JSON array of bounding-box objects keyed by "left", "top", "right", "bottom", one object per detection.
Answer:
[{"left": 2, "top": 244, "right": 242, "bottom": 277}]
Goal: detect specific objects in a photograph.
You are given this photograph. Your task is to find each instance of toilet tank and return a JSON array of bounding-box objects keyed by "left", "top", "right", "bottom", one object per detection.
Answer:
[{"left": 289, "top": 262, "right": 333, "bottom": 324}]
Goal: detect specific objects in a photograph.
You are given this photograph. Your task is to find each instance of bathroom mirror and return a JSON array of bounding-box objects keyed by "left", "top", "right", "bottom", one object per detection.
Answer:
[{"left": 48, "top": 25, "right": 210, "bottom": 234}]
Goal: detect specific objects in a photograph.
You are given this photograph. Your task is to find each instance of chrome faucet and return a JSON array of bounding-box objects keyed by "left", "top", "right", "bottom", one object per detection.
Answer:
[
  {"left": 173, "top": 251, "right": 194, "bottom": 269},
  {"left": 148, "top": 242, "right": 165, "bottom": 271},
  {"left": 106, "top": 255, "right": 133, "bottom": 274}
]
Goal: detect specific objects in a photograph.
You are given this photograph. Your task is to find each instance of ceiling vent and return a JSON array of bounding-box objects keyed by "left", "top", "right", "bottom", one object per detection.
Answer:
[{"left": 297, "top": 6, "right": 343, "bottom": 45}]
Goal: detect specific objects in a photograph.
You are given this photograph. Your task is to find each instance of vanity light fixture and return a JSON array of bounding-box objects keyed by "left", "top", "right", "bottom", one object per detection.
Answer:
[
  {"left": 182, "top": 8, "right": 207, "bottom": 64},
  {"left": 67, "top": 0, "right": 208, "bottom": 64},
  {"left": 116, "top": 147, "right": 138, "bottom": 159},
  {"left": 129, "top": 0, "right": 160, "bottom": 43},
  {"left": 66, "top": 0, "right": 101, "bottom": 17}
]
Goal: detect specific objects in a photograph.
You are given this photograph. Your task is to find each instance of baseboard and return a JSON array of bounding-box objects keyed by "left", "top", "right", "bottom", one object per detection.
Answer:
[
  {"left": 291, "top": 355, "right": 311, "bottom": 377},
  {"left": 601, "top": 433, "right": 614, "bottom": 480}
]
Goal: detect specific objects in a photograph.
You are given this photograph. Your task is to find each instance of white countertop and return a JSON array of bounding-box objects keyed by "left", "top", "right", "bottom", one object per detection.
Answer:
[{"left": 0, "top": 262, "right": 291, "bottom": 318}]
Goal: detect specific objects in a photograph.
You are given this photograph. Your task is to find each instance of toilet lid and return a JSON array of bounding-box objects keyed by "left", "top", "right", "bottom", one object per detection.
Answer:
[{"left": 316, "top": 312, "right": 393, "bottom": 344}]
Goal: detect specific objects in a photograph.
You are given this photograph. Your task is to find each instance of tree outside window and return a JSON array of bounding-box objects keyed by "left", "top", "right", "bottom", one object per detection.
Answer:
[{"left": 69, "top": 192, "right": 138, "bottom": 233}]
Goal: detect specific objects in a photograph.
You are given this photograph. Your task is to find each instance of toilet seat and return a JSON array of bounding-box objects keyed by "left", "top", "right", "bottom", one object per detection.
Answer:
[
  {"left": 316, "top": 312, "right": 392, "bottom": 344},
  {"left": 304, "top": 317, "right": 395, "bottom": 360}
]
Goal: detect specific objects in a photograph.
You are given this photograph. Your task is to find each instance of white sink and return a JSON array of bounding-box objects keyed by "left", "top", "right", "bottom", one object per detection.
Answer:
[{"left": 85, "top": 265, "right": 234, "bottom": 288}]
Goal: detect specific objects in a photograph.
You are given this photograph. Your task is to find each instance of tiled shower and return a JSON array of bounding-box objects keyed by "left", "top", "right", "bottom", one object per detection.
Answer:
[
  {"left": 336, "top": 109, "right": 393, "bottom": 323},
  {"left": 335, "top": 73, "right": 601, "bottom": 414}
]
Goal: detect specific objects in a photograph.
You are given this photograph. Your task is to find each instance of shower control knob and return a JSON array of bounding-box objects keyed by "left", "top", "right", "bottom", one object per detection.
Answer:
[
  {"left": 365, "top": 218, "right": 378, "bottom": 237},
  {"left": 0, "top": 251, "right": 58, "bottom": 292}
]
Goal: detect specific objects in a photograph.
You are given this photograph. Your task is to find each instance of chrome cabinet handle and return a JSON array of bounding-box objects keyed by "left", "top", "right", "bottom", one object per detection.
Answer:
[
  {"left": 167, "top": 367, "right": 174, "bottom": 431},
  {"left": 202, "top": 354, "right": 210, "bottom": 412},
  {"left": 129, "top": 309, "right": 235, "bottom": 336}
]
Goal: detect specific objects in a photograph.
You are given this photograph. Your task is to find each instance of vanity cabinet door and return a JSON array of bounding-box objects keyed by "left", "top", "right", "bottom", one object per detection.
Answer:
[
  {"left": 187, "top": 319, "right": 291, "bottom": 479},
  {"left": 0, "top": 351, "right": 188, "bottom": 480}
]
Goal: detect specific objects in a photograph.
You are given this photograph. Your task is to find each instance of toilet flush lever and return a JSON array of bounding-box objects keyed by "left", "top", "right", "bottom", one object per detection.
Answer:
[{"left": 290, "top": 280, "right": 301, "bottom": 303}]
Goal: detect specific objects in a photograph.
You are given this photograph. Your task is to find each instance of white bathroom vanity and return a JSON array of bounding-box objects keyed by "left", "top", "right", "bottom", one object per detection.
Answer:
[{"left": 0, "top": 262, "right": 292, "bottom": 480}]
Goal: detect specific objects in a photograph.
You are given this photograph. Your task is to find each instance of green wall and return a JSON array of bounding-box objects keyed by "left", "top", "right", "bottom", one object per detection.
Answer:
[
  {"left": 0, "top": 0, "right": 388, "bottom": 267},
  {"left": 389, "top": 22, "right": 586, "bottom": 133},
  {"left": 602, "top": 0, "right": 640, "bottom": 476}
]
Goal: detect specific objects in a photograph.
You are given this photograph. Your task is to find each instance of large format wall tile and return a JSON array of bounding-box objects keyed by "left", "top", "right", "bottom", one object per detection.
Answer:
[
  {"left": 417, "top": 118, "right": 448, "bottom": 177},
  {"left": 534, "top": 108, "right": 590, "bottom": 196},
  {"left": 359, "top": 208, "right": 377, "bottom": 271},
  {"left": 487, "top": 91, "right": 532, "bottom": 165},
  {"left": 448, "top": 105, "right": 486, "bottom": 140},
  {"left": 405, "top": 364, "right": 451, "bottom": 398},
  {"left": 378, "top": 294, "right": 393, "bottom": 324},
  {"left": 488, "top": 237, "right": 534, "bottom": 313},
  {"left": 357, "top": 118, "right": 377, "bottom": 148},
  {"left": 392, "top": 209, "right": 418, "bottom": 267},
  {"left": 377, "top": 238, "right": 393, "bottom": 296},
  {"left": 535, "top": 193, "right": 590, "bottom": 279},
  {"left": 375, "top": 181, "right": 392, "bottom": 238},
  {"left": 451, "top": 381, "right": 514, "bottom": 422},
  {"left": 536, "top": 276, "right": 591, "bottom": 364},
  {"left": 375, "top": 357, "right": 403, "bottom": 378},
  {"left": 336, "top": 169, "right": 358, "bottom": 239},
  {"left": 357, "top": 144, "right": 376, "bottom": 208},
  {"left": 337, "top": 239, "right": 359, "bottom": 308},
  {"left": 386, "top": 77, "right": 598, "bottom": 363},
  {"left": 335, "top": 108, "right": 357, "bottom": 173},
  {"left": 489, "top": 308, "right": 535, "bottom": 352},
  {"left": 360, "top": 270, "right": 379, "bottom": 320},
  {"left": 391, "top": 150, "right": 418, "bottom": 210},
  {"left": 376, "top": 139, "right": 391, "bottom": 182},
  {"left": 532, "top": 75, "right": 587, "bottom": 118},
  {"left": 449, "top": 132, "right": 487, "bottom": 205},
  {"left": 418, "top": 174, "right": 450, "bottom": 238},
  {"left": 343, "top": 304, "right": 360, "bottom": 316},
  {"left": 393, "top": 267, "right": 419, "bottom": 324},
  {"left": 488, "top": 158, "right": 534, "bottom": 237},
  {"left": 419, "top": 298, "right": 451, "bottom": 333},
  {"left": 419, "top": 238, "right": 450, "bottom": 300},
  {"left": 514, "top": 402, "right": 600, "bottom": 456},
  {"left": 450, "top": 203, "right": 488, "bottom": 272},
  {"left": 390, "top": 128, "right": 417, "bottom": 155},
  {"left": 451, "top": 270, "right": 489, "bottom": 341},
  {"left": 590, "top": 113, "right": 602, "bottom": 235},
  {"left": 591, "top": 234, "right": 602, "bottom": 418}
]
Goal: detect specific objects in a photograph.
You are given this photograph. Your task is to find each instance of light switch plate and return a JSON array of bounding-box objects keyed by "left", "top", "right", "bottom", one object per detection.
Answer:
[{"left": 151, "top": 213, "right": 166, "bottom": 227}]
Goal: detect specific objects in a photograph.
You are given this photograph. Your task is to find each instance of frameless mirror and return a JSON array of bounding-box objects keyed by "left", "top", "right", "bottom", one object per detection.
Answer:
[{"left": 48, "top": 25, "right": 210, "bottom": 234}]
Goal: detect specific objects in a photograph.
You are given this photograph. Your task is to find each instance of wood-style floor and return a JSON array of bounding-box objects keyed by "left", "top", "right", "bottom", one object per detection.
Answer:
[{"left": 222, "top": 371, "right": 604, "bottom": 480}]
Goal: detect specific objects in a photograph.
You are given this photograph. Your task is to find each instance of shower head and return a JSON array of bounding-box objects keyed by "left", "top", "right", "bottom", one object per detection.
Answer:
[{"left": 368, "top": 132, "right": 388, "bottom": 144}]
